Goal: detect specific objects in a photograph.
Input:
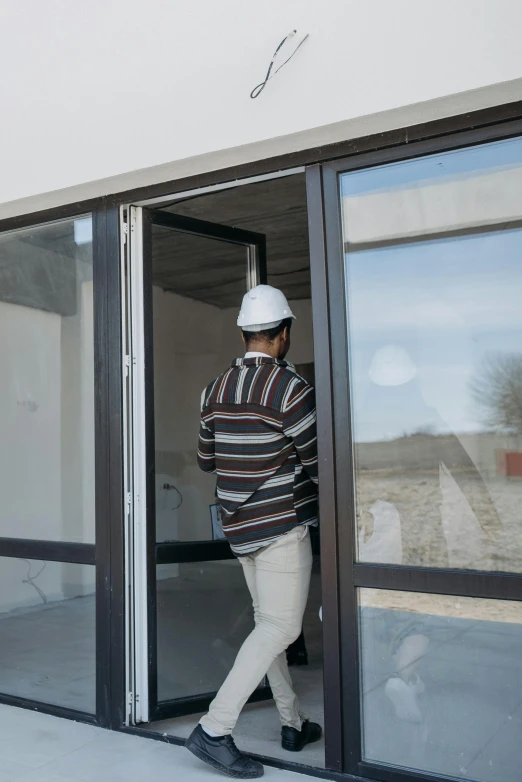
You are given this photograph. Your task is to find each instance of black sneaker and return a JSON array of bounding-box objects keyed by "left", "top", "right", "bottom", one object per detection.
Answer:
[
  {"left": 281, "top": 720, "right": 322, "bottom": 752},
  {"left": 186, "top": 724, "right": 264, "bottom": 778}
]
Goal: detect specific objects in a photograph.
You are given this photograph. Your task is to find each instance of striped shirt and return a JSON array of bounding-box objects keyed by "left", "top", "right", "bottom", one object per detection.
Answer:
[{"left": 198, "top": 356, "right": 318, "bottom": 555}]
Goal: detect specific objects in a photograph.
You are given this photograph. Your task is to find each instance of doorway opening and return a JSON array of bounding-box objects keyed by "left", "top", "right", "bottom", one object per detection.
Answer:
[{"left": 130, "top": 171, "right": 325, "bottom": 768}]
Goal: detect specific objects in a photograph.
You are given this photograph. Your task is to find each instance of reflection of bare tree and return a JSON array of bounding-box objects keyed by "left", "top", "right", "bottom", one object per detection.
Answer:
[{"left": 470, "top": 352, "right": 522, "bottom": 434}]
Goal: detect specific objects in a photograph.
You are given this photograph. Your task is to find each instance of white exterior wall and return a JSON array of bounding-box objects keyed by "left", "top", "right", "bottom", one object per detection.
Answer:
[{"left": 1, "top": 0, "right": 522, "bottom": 215}]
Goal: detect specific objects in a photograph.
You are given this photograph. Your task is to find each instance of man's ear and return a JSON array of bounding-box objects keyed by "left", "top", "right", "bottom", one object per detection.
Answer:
[{"left": 241, "top": 332, "right": 247, "bottom": 345}]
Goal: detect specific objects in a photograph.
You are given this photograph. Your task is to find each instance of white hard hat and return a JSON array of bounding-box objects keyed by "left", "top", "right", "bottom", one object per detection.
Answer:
[
  {"left": 369, "top": 345, "right": 417, "bottom": 387},
  {"left": 237, "top": 285, "right": 296, "bottom": 331}
]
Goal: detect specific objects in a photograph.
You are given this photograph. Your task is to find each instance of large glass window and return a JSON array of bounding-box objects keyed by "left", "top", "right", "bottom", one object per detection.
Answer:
[
  {"left": 359, "top": 589, "right": 522, "bottom": 782},
  {"left": 0, "top": 557, "right": 95, "bottom": 712},
  {"left": 0, "top": 217, "right": 94, "bottom": 543},
  {"left": 341, "top": 138, "right": 522, "bottom": 571}
]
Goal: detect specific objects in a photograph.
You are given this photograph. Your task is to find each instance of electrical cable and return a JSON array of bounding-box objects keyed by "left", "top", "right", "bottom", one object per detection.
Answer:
[
  {"left": 22, "top": 560, "right": 48, "bottom": 604},
  {"left": 250, "top": 30, "right": 309, "bottom": 99},
  {"left": 163, "top": 482, "right": 183, "bottom": 511},
  {"left": 170, "top": 484, "right": 183, "bottom": 511}
]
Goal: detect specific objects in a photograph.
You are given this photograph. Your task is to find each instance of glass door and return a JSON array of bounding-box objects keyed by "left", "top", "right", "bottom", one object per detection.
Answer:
[{"left": 126, "top": 204, "right": 270, "bottom": 723}]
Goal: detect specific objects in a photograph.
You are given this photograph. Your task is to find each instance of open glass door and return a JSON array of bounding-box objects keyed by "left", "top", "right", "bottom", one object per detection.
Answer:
[{"left": 127, "top": 204, "right": 269, "bottom": 724}]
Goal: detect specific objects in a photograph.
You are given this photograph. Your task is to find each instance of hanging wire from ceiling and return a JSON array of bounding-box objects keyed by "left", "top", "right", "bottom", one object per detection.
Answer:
[{"left": 250, "top": 30, "right": 309, "bottom": 99}]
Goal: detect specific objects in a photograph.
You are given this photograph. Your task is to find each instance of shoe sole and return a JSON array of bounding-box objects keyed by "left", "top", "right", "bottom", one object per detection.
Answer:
[
  {"left": 282, "top": 730, "right": 323, "bottom": 753},
  {"left": 186, "top": 738, "right": 264, "bottom": 779}
]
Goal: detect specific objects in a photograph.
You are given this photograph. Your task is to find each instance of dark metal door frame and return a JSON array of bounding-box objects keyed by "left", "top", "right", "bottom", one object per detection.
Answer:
[{"left": 141, "top": 206, "right": 268, "bottom": 721}]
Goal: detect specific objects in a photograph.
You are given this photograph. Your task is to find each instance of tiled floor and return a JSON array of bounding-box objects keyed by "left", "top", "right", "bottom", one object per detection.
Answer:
[{"left": 0, "top": 705, "right": 312, "bottom": 782}]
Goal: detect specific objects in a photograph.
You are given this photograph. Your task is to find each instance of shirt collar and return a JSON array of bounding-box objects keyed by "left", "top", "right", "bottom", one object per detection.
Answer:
[
  {"left": 232, "top": 356, "right": 288, "bottom": 368},
  {"left": 232, "top": 356, "right": 297, "bottom": 370}
]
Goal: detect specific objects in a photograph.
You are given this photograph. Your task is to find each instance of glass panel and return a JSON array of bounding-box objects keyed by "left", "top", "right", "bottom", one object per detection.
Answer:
[
  {"left": 152, "top": 222, "right": 249, "bottom": 542},
  {"left": 0, "top": 558, "right": 95, "bottom": 712},
  {"left": 341, "top": 137, "right": 522, "bottom": 571},
  {"left": 157, "top": 560, "right": 253, "bottom": 700},
  {"left": 0, "top": 217, "right": 95, "bottom": 542},
  {"left": 359, "top": 588, "right": 522, "bottom": 782}
]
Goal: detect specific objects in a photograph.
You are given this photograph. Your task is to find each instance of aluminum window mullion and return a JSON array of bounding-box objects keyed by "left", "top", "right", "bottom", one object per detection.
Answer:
[{"left": 353, "top": 564, "right": 522, "bottom": 602}]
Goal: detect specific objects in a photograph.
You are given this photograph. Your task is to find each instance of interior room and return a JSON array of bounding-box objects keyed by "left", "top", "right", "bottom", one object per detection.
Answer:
[
  {"left": 146, "top": 172, "right": 325, "bottom": 767},
  {"left": 0, "top": 217, "right": 96, "bottom": 714}
]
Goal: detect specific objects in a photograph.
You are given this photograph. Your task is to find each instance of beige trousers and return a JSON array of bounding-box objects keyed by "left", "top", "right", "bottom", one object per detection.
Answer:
[{"left": 200, "top": 525, "right": 313, "bottom": 736}]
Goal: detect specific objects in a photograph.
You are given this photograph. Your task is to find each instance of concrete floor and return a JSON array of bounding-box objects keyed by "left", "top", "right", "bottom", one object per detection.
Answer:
[
  {"left": 150, "top": 565, "right": 522, "bottom": 782},
  {"left": 0, "top": 562, "right": 325, "bottom": 770},
  {"left": 148, "top": 665, "right": 325, "bottom": 769},
  {"left": 0, "top": 705, "right": 311, "bottom": 782},
  {"left": 2, "top": 562, "right": 522, "bottom": 782},
  {"left": 151, "top": 564, "right": 326, "bottom": 769}
]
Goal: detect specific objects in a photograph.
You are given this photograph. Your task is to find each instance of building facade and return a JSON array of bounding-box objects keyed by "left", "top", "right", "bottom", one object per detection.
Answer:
[{"left": 1, "top": 2, "right": 522, "bottom": 781}]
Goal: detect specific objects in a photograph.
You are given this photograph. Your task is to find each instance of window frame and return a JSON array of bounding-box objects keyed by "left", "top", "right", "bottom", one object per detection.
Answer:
[
  {"left": 315, "top": 134, "right": 522, "bottom": 781},
  {"left": 0, "top": 202, "right": 125, "bottom": 729}
]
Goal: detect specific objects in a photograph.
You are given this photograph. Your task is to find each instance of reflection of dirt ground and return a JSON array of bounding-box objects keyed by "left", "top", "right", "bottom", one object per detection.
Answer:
[
  {"left": 356, "top": 470, "right": 522, "bottom": 572},
  {"left": 360, "top": 588, "right": 522, "bottom": 624},
  {"left": 356, "top": 468, "right": 522, "bottom": 623}
]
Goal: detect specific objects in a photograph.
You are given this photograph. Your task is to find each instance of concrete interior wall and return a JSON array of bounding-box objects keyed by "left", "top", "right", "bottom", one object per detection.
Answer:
[{"left": 2, "top": 0, "right": 522, "bottom": 212}]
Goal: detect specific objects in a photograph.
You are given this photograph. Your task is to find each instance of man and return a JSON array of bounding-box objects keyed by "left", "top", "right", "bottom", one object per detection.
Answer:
[{"left": 186, "top": 284, "right": 321, "bottom": 779}]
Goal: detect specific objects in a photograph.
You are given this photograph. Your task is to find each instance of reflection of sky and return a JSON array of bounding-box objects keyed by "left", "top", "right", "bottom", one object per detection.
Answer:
[
  {"left": 347, "top": 230, "right": 522, "bottom": 442},
  {"left": 341, "top": 136, "right": 522, "bottom": 196}
]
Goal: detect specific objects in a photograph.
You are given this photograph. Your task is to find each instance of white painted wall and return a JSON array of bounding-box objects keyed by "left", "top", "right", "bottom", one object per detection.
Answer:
[
  {"left": 0, "top": 558, "right": 94, "bottom": 614},
  {"left": 0, "top": 284, "right": 95, "bottom": 613},
  {"left": 0, "top": 302, "right": 62, "bottom": 542},
  {"left": 1, "top": 0, "right": 522, "bottom": 213}
]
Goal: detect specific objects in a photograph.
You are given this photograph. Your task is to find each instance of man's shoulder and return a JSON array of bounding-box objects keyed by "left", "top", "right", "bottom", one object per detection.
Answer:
[
  {"left": 283, "top": 364, "right": 315, "bottom": 393},
  {"left": 201, "top": 368, "right": 231, "bottom": 409},
  {"left": 267, "top": 366, "right": 315, "bottom": 413},
  {"left": 268, "top": 363, "right": 313, "bottom": 394},
  {"left": 201, "top": 362, "right": 313, "bottom": 410}
]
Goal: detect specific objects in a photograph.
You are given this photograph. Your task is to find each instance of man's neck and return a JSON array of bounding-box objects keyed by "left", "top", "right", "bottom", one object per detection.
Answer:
[
  {"left": 244, "top": 350, "right": 273, "bottom": 359},
  {"left": 243, "top": 342, "right": 279, "bottom": 359}
]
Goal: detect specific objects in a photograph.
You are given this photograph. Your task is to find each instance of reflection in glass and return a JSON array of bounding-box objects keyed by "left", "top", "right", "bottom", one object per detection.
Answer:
[
  {"left": 341, "top": 138, "right": 522, "bottom": 572},
  {"left": 0, "top": 217, "right": 94, "bottom": 543},
  {"left": 359, "top": 589, "right": 522, "bottom": 782},
  {"left": 152, "top": 222, "right": 249, "bottom": 543},
  {"left": 0, "top": 558, "right": 95, "bottom": 712},
  {"left": 157, "top": 560, "right": 254, "bottom": 700}
]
